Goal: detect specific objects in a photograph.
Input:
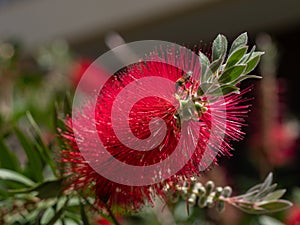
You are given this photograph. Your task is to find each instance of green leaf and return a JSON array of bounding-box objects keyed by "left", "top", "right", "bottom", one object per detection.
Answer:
[
  {"left": 26, "top": 112, "right": 59, "bottom": 178},
  {"left": 36, "top": 179, "right": 63, "bottom": 199},
  {"left": 234, "top": 200, "right": 292, "bottom": 214},
  {"left": 230, "top": 75, "right": 262, "bottom": 85},
  {"left": 210, "top": 57, "right": 223, "bottom": 74},
  {"left": 54, "top": 103, "right": 66, "bottom": 133},
  {"left": 199, "top": 52, "right": 211, "bottom": 84},
  {"left": 259, "top": 216, "right": 285, "bottom": 225},
  {"left": 229, "top": 32, "right": 248, "bottom": 55},
  {"left": 254, "top": 183, "right": 278, "bottom": 201},
  {"left": 64, "top": 92, "right": 72, "bottom": 116},
  {"left": 80, "top": 203, "right": 90, "bottom": 225},
  {"left": 218, "top": 64, "right": 246, "bottom": 83},
  {"left": 246, "top": 183, "right": 262, "bottom": 194},
  {"left": 208, "top": 85, "right": 240, "bottom": 96},
  {"left": 257, "top": 200, "right": 292, "bottom": 213},
  {"left": 220, "top": 85, "right": 240, "bottom": 95},
  {"left": 240, "top": 45, "right": 256, "bottom": 63},
  {"left": 225, "top": 46, "right": 248, "bottom": 69},
  {"left": 0, "top": 169, "right": 35, "bottom": 186},
  {"left": 45, "top": 205, "right": 65, "bottom": 225},
  {"left": 26, "top": 111, "right": 44, "bottom": 142},
  {"left": 62, "top": 219, "right": 78, "bottom": 225},
  {"left": 239, "top": 190, "right": 260, "bottom": 201},
  {"left": 212, "top": 34, "right": 228, "bottom": 61},
  {"left": 263, "top": 190, "right": 286, "bottom": 201},
  {"left": 0, "top": 187, "right": 9, "bottom": 197},
  {"left": 56, "top": 196, "right": 67, "bottom": 212},
  {"left": 9, "top": 178, "right": 63, "bottom": 199},
  {"left": 260, "top": 173, "right": 273, "bottom": 193},
  {"left": 197, "top": 83, "right": 213, "bottom": 96},
  {"left": 41, "top": 207, "right": 56, "bottom": 225},
  {"left": 234, "top": 203, "right": 265, "bottom": 214},
  {"left": 0, "top": 137, "right": 20, "bottom": 171},
  {"left": 244, "top": 52, "right": 264, "bottom": 74},
  {"left": 14, "top": 126, "right": 44, "bottom": 182}
]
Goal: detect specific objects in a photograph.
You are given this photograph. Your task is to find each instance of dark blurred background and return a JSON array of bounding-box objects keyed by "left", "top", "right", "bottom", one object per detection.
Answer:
[{"left": 0, "top": 0, "right": 298, "bottom": 53}]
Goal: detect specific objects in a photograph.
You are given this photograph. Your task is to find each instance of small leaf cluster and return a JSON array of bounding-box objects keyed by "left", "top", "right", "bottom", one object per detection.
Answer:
[
  {"left": 198, "top": 32, "right": 264, "bottom": 97},
  {"left": 164, "top": 173, "right": 292, "bottom": 215},
  {"left": 228, "top": 173, "right": 292, "bottom": 214}
]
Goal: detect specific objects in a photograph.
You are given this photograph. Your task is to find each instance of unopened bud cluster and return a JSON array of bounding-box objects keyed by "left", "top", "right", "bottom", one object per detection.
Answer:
[{"left": 164, "top": 179, "right": 232, "bottom": 212}]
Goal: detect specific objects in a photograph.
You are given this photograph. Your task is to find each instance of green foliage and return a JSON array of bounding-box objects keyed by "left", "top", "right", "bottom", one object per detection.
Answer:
[
  {"left": 198, "top": 32, "right": 263, "bottom": 97},
  {"left": 0, "top": 169, "right": 35, "bottom": 187},
  {"left": 229, "top": 173, "right": 292, "bottom": 214},
  {"left": 212, "top": 34, "right": 228, "bottom": 61},
  {"left": 0, "top": 137, "right": 20, "bottom": 171},
  {"left": 258, "top": 216, "right": 285, "bottom": 225},
  {"left": 229, "top": 32, "right": 248, "bottom": 55},
  {"left": 14, "top": 126, "right": 44, "bottom": 182}
]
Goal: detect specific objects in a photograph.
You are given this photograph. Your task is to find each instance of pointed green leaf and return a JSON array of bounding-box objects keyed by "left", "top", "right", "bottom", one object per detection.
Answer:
[
  {"left": 0, "top": 169, "right": 35, "bottom": 186},
  {"left": 260, "top": 173, "right": 273, "bottom": 193},
  {"left": 35, "top": 179, "right": 63, "bottom": 199},
  {"left": 63, "top": 219, "right": 79, "bottom": 225},
  {"left": 259, "top": 216, "right": 285, "bottom": 225},
  {"left": 80, "top": 202, "right": 91, "bottom": 225},
  {"left": 218, "top": 64, "right": 246, "bottom": 83},
  {"left": 210, "top": 57, "right": 223, "bottom": 74},
  {"left": 45, "top": 206, "right": 65, "bottom": 225},
  {"left": 212, "top": 34, "right": 228, "bottom": 61},
  {"left": 0, "top": 187, "right": 9, "bottom": 197},
  {"left": 14, "top": 126, "right": 44, "bottom": 182},
  {"left": 199, "top": 52, "right": 211, "bottom": 83},
  {"left": 9, "top": 178, "right": 63, "bottom": 199},
  {"left": 257, "top": 200, "right": 292, "bottom": 213},
  {"left": 231, "top": 75, "right": 262, "bottom": 85},
  {"left": 255, "top": 183, "right": 278, "bottom": 201},
  {"left": 225, "top": 46, "right": 248, "bottom": 69},
  {"left": 197, "top": 83, "right": 213, "bottom": 96},
  {"left": 220, "top": 85, "right": 240, "bottom": 95},
  {"left": 240, "top": 45, "right": 256, "bottom": 63},
  {"left": 239, "top": 190, "right": 260, "bottom": 201},
  {"left": 234, "top": 203, "right": 265, "bottom": 214},
  {"left": 0, "top": 137, "right": 20, "bottom": 171},
  {"left": 246, "top": 184, "right": 262, "bottom": 194},
  {"left": 263, "top": 190, "right": 286, "bottom": 201},
  {"left": 41, "top": 207, "right": 55, "bottom": 225},
  {"left": 26, "top": 112, "right": 59, "bottom": 178},
  {"left": 64, "top": 92, "right": 72, "bottom": 116},
  {"left": 229, "top": 32, "right": 248, "bottom": 55},
  {"left": 208, "top": 85, "right": 239, "bottom": 96},
  {"left": 244, "top": 52, "right": 264, "bottom": 74}
]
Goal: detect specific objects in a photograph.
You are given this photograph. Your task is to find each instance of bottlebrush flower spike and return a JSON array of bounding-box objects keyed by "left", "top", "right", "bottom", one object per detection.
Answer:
[{"left": 59, "top": 33, "right": 263, "bottom": 212}]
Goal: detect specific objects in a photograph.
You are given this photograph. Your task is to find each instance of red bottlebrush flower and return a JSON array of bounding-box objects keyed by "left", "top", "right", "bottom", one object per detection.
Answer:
[
  {"left": 71, "top": 59, "right": 92, "bottom": 88},
  {"left": 60, "top": 38, "right": 256, "bottom": 212},
  {"left": 286, "top": 205, "right": 300, "bottom": 225},
  {"left": 96, "top": 216, "right": 122, "bottom": 225},
  {"left": 97, "top": 219, "right": 114, "bottom": 225},
  {"left": 71, "top": 59, "right": 107, "bottom": 93},
  {"left": 249, "top": 77, "right": 299, "bottom": 167}
]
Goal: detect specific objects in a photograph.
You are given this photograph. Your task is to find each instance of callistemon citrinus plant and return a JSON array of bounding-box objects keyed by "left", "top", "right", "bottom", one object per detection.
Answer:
[{"left": 60, "top": 33, "right": 292, "bottom": 217}]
